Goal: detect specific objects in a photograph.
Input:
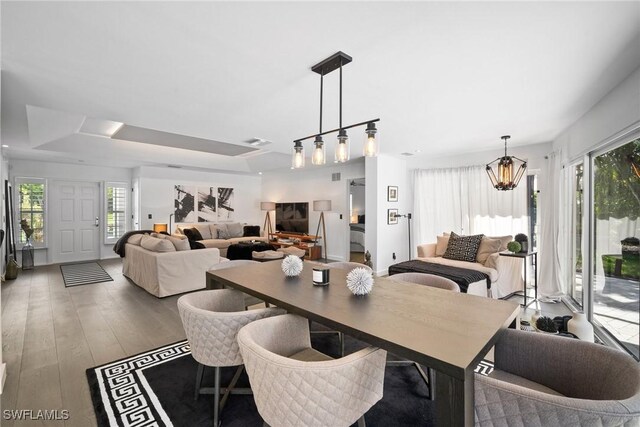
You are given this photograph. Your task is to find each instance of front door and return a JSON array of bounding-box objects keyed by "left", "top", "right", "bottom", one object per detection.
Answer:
[{"left": 50, "top": 181, "right": 100, "bottom": 263}]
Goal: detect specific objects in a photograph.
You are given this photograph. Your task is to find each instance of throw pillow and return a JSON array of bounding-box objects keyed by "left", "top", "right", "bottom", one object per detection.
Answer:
[
  {"left": 167, "top": 235, "right": 190, "bottom": 251},
  {"left": 243, "top": 225, "right": 261, "bottom": 237},
  {"left": 140, "top": 235, "right": 176, "bottom": 253},
  {"left": 487, "top": 235, "right": 513, "bottom": 252},
  {"left": 193, "top": 224, "right": 212, "bottom": 240},
  {"left": 189, "top": 240, "right": 206, "bottom": 250},
  {"left": 443, "top": 232, "right": 484, "bottom": 263},
  {"left": 127, "top": 234, "right": 143, "bottom": 245},
  {"left": 217, "top": 223, "right": 230, "bottom": 239},
  {"left": 184, "top": 227, "right": 203, "bottom": 241},
  {"left": 476, "top": 237, "right": 502, "bottom": 264},
  {"left": 227, "top": 222, "right": 244, "bottom": 238},
  {"left": 435, "top": 235, "right": 450, "bottom": 257}
]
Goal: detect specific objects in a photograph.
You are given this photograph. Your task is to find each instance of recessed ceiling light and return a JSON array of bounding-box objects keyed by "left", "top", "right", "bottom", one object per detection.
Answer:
[
  {"left": 1, "top": 144, "right": 8, "bottom": 148},
  {"left": 258, "top": 172, "right": 263, "bottom": 175},
  {"left": 415, "top": 149, "right": 422, "bottom": 153}
]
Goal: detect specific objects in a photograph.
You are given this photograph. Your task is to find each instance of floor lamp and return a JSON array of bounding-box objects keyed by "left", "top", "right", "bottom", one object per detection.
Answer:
[
  {"left": 394, "top": 212, "right": 413, "bottom": 260},
  {"left": 261, "top": 202, "right": 276, "bottom": 237},
  {"left": 313, "top": 200, "right": 331, "bottom": 261}
]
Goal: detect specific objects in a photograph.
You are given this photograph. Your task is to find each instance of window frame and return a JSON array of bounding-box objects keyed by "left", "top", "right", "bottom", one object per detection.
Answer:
[
  {"left": 104, "top": 182, "right": 128, "bottom": 244},
  {"left": 15, "top": 177, "right": 47, "bottom": 249}
]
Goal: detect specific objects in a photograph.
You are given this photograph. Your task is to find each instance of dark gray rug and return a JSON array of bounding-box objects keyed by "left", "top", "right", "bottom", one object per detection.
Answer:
[
  {"left": 60, "top": 262, "right": 113, "bottom": 287},
  {"left": 87, "top": 332, "right": 493, "bottom": 426}
]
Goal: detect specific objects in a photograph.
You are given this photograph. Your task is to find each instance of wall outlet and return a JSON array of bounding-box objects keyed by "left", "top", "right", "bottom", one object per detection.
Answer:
[
  {"left": 392, "top": 252, "right": 396, "bottom": 260},
  {"left": 148, "top": 214, "right": 152, "bottom": 219}
]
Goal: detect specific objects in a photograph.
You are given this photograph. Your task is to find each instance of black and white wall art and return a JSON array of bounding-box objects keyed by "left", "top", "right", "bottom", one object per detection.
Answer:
[
  {"left": 174, "top": 185, "right": 197, "bottom": 223},
  {"left": 197, "top": 187, "right": 217, "bottom": 222},
  {"left": 218, "top": 187, "right": 235, "bottom": 220}
]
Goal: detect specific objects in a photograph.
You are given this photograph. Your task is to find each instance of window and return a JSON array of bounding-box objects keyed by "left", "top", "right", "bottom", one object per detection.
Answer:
[
  {"left": 106, "top": 183, "right": 127, "bottom": 242},
  {"left": 17, "top": 178, "right": 46, "bottom": 246}
]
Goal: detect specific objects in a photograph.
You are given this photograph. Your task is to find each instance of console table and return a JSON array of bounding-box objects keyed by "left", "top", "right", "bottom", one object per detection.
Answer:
[
  {"left": 499, "top": 250, "right": 537, "bottom": 307},
  {"left": 268, "top": 232, "right": 322, "bottom": 260}
]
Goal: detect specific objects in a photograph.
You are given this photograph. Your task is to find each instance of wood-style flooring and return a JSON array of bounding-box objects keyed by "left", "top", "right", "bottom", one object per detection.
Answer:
[{"left": 1, "top": 258, "right": 185, "bottom": 427}]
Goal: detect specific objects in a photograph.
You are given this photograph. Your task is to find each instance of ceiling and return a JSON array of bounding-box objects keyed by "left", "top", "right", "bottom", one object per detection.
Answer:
[{"left": 2, "top": 1, "right": 639, "bottom": 174}]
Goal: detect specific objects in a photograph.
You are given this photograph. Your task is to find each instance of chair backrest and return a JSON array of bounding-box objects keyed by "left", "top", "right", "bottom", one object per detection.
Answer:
[
  {"left": 327, "top": 261, "right": 373, "bottom": 274},
  {"left": 237, "top": 314, "right": 387, "bottom": 427},
  {"left": 209, "top": 259, "right": 259, "bottom": 270},
  {"left": 177, "top": 289, "right": 284, "bottom": 367},
  {"left": 389, "top": 272, "right": 460, "bottom": 292}
]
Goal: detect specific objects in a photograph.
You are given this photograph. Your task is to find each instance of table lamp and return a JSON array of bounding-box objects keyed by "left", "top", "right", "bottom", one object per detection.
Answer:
[
  {"left": 313, "top": 200, "right": 331, "bottom": 261},
  {"left": 153, "top": 223, "right": 168, "bottom": 234},
  {"left": 261, "top": 202, "right": 276, "bottom": 238}
]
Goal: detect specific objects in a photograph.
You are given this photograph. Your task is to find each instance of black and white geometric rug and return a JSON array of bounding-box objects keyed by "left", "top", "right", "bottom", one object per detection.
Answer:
[
  {"left": 60, "top": 262, "right": 113, "bottom": 287},
  {"left": 87, "top": 334, "right": 494, "bottom": 427}
]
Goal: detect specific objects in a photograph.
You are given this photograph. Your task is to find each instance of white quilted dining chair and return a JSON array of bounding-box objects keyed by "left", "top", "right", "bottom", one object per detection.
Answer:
[
  {"left": 177, "top": 289, "right": 286, "bottom": 426},
  {"left": 237, "top": 314, "right": 387, "bottom": 427},
  {"left": 209, "top": 260, "right": 267, "bottom": 308},
  {"left": 387, "top": 272, "right": 460, "bottom": 400}
]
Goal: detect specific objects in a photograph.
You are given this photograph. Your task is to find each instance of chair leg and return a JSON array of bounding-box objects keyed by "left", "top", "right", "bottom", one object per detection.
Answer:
[
  {"left": 213, "top": 366, "right": 221, "bottom": 427},
  {"left": 194, "top": 363, "right": 205, "bottom": 401},
  {"left": 219, "top": 365, "right": 244, "bottom": 411},
  {"left": 357, "top": 416, "right": 366, "bottom": 427},
  {"left": 339, "top": 332, "right": 345, "bottom": 357}
]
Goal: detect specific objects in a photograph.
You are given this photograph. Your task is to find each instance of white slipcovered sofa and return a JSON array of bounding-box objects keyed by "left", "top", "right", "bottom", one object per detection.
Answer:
[
  {"left": 123, "top": 234, "right": 227, "bottom": 297},
  {"left": 416, "top": 234, "right": 523, "bottom": 299},
  {"left": 174, "top": 222, "right": 267, "bottom": 257}
]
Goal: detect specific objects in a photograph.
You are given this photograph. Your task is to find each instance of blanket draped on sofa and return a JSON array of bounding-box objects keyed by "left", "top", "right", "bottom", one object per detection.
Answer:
[
  {"left": 388, "top": 260, "right": 490, "bottom": 293},
  {"left": 113, "top": 230, "right": 153, "bottom": 257}
]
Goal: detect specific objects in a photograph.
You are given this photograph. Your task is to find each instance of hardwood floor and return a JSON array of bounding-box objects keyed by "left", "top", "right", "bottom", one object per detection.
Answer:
[{"left": 1, "top": 258, "right": 185, "bottom": 427}]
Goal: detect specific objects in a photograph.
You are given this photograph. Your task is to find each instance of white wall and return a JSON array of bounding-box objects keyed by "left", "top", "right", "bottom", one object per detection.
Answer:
[
  {"left": 554, "top": 66, "right": 640, "bottom": 162},
  {"left": 262, "top": 160, "right": 365, "bottom": 261},
  {"left": 366, "top": 154, "right": 410, "bottom": 275},
  {"left": 137, "top": 166, "right": 263, "bottom": 231},
  {"left": 9, "top": 160, "right": 132, "bottom": 264}
]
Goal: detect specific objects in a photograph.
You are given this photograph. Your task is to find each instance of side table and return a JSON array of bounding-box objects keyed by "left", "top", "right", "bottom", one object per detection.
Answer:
[{"left": 499, "top": 250, "right": 538, "bottom": 307}]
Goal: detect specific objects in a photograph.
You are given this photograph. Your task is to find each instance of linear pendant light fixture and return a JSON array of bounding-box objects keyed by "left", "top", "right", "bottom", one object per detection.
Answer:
[
  {"left": 292, "top": 51, "right": 380, "bottom": 169},
  {"left": 486, "top": 135, "right": 527, "bottom": 190}
]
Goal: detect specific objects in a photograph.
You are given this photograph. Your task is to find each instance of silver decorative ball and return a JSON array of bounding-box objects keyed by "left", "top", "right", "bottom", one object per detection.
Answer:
[
  {"left": 346, "top": 267, "right": 374, "bottom": 295},
  {"left": 281, "top": 255, "right": 303, "bottom": 277}
]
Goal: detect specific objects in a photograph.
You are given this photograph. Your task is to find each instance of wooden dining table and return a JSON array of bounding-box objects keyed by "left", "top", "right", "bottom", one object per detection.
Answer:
[{"left": 206, "top": 261, "right": 520, "bottom": 427}]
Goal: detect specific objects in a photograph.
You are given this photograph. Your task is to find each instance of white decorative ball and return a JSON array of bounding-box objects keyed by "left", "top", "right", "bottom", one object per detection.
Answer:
[
  {"left": 281, "top": 255, "right": 303, "bottom": 277},
  {"left": 346, "top": 267, "right": 374, "bottom": 295}
]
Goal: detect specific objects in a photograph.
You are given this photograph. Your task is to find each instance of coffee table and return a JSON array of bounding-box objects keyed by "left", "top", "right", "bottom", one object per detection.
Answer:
[{"left": 226, "top": 241, "right": 274, "bottom": 260}]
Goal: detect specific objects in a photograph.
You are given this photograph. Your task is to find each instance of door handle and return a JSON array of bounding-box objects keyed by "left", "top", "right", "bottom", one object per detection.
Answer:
[{"left": 95, "top": 217, "right": 99, "bottom": 227}]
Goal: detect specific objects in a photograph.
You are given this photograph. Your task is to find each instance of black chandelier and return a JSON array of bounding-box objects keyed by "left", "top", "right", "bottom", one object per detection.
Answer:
[
  {"left": 292, "top": 51, "right": 380, "bottom": 169},
  {"left": 486, "top": 135, "right": 527, "bottom": 191}
]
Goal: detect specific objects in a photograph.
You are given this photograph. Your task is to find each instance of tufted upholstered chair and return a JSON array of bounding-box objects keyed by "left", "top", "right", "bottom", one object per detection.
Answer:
[
  {"left": 178, "top": 289, "right": 285, "bottom": 426},
  {"left": 209, "top": 260, "right": 267, "bottom": 308},
  {"left": 237, "top": 314, "right": 387, "bottom": 427},
  {"left": 475, "top": 328, "right": 640, "bottom": 426},
  {"left": 387, "top": 272, "right": 460, "bottom": 399}
]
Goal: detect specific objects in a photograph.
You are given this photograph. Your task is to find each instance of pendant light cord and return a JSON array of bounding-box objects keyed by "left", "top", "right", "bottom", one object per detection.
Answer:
[
  {"left": 319, "top": 71, "right": 324, "bottom": 134},
  {"left": 339, "top": 62, "right": 343, "bottom": 129}
]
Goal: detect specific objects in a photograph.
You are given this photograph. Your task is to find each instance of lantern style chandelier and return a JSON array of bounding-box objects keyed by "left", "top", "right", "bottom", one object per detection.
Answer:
[
  {"left": 292, "top": 51, "right": 380, "bottom": 169},
  {"left": 486, "top": 135, "right": 527, "bottom": 190}
]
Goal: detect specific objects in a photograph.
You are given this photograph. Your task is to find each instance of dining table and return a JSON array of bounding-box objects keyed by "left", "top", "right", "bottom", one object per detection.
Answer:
[{"left": 206, "top": 260, "right": 520, "bottom": 427}]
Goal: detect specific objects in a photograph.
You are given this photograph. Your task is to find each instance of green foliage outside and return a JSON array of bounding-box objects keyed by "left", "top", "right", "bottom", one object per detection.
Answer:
[
  {"left": 19, "top": 183, "right": 44, "bottom": 243},
  {"left": 594, "top": 139, "right": 640, "bottom": 220},
  {"left": 602, "top": 255, "right": 640, "bottom": 280}
]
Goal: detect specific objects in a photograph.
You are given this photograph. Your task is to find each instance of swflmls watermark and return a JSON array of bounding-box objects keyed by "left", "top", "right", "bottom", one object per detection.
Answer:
[{"left": 3, "top": 409, "right": 70, "bottom": 421}]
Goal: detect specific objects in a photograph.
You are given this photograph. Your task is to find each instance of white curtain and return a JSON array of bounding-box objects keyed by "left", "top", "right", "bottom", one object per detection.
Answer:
[
  {"left": 538, "top": 151, "right": 565, "bottom": 296},
  {"left": 414, "top": 165, "right": 528, "bottom": 247}
]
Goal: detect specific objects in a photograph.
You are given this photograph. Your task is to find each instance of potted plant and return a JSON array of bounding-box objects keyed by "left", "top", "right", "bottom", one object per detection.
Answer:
[
  {"left": 20, "top": 219, "right": 35, "bottom": 270},
  {"left": 515, "top": 233, "right": 528, "bottom": 253},
  {"left": 535, "top": 316, "right": 558, "bottom": 334},
  {"left": 506, "top": 241, "right": 521, "bottom": 253}
]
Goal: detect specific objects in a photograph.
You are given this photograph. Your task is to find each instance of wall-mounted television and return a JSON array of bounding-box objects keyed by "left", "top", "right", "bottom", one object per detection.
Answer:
[{"left": 275, "top": 202, "right": 309, "bottom": 234}]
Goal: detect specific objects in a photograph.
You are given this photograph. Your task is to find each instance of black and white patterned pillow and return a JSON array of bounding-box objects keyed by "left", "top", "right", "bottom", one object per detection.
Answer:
[{"left": 443, "top": 232, "right": 484, "bottom": 263}]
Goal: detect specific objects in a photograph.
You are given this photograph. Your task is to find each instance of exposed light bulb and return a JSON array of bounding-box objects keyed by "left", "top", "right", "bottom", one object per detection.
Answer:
[
  {"left": 335, "top": 130, "right": 350, "bottom": 163},
  {"left": 292, "top": 142, "right": 305, "bottom": 169},
  {"left": 312, "top": 136, "right": 326, "bottom": 165},
  {"left": 363, "top": 123, "right": 378, "bottom": 157}
]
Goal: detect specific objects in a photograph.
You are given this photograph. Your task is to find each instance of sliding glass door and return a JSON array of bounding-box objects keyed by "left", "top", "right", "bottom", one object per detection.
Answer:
[
  {"left": 591, "top": 138, "right": 639, "bottom": 359},
  {"left": 570, "top": 163, "right": 584, "bottom": 307}
]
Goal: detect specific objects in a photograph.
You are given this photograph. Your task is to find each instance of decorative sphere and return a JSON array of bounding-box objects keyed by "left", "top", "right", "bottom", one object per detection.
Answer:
[
  {"left": 281, "top": 255, "right": 303, "bottom": 277},
  {"left": 346, "top": 267, "right": 374, "bottom": 296},
  {"left": 507, "top": 241, "right": 521, "bottom": 253}
]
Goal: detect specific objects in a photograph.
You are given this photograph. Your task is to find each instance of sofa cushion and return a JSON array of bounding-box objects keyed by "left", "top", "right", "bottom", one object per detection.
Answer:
[
  {"left": 127, "top": 234, "right": 144, "bottom": 245},
  {"left": 476, "top": 237, "right": 502, "bottom": 264},
  {"left": 188, "top": 240, "right": 206, "bottom": 250},
  {"left": 243, "top": 225, "right": 261, "bottom": 237},
  {"left": 193, "top": 224, "right": 212, "bottom": 240},
  {"left": 488, "top": 235, "right": 512, "bottom": 252},
  {"left": 443, "top": 232, "right": 484, "bottom": 263},
  {"left": 209, "top": 224, "right": 220, "bottom": 239},
  {"left": 150, "top": 232, "right": 167, "bottom": 239},
  {"left": 167, "top": 235, "right": 190, "bottom": 251},
  {"left": 184, "top": 227, "right": 204, "bottom": 241},
  {"left": 140, "top": 235, "right": 176, "bottom": 252},
  {"left": 227, "top": 222, "right": 244, "bottom": 238},
  {"left": 200, "top": 239, "right": 231, "bottom": 249},
  {"left": 436, "top": 235, "right": 450, "bottom": 257},
  {"left": 216, "top": 223, "right": 230, "bottom": 239}
]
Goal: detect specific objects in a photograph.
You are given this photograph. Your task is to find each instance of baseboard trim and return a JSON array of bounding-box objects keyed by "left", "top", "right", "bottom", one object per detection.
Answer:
[{"left": 0, "top": 362, "right": 6, "bottom": 395}]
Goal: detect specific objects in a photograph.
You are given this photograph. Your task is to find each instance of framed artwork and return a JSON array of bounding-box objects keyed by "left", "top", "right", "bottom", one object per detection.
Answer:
[
  {"left": 197, "top": 187, "right": 216, "bottom": 222},
  {"left": 387, "top": 209, "right": 398, "bottom": 225},
  {"left": 217, "top": 187, "right": 235, "bottom": 220},
  {"left": 387, "top": 186, "right": 398, "bottom": 202},
  {"left": 174, "top": 185, "right": 197, "bottom": 223}
]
